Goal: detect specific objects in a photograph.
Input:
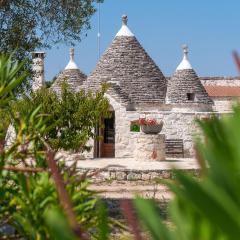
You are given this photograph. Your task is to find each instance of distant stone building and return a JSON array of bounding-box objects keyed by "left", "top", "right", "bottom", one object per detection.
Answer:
[
  {"left": 32, "top": 15, "right": 240, "bottom": 160},
  {"left": 52, "top": 48, "right": 87, "bottom": 93}
]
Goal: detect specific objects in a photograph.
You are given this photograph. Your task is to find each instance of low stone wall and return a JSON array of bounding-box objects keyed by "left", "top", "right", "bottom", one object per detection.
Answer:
[
  {"left": 133, "top": 133, "right": 165, "bottom": 161},
  {"left": 78, "top": 168, "right": 200, "bottom": 182}
]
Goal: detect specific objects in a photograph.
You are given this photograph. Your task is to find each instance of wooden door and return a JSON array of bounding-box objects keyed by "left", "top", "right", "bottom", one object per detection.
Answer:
[{"left": 100, "top": 113, "right": 115, "bottom": 158}]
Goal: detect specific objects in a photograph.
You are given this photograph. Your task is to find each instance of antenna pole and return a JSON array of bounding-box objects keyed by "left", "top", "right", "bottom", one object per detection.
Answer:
[{"left": 97, "top": 2, "right": 101, "bottom": 59}]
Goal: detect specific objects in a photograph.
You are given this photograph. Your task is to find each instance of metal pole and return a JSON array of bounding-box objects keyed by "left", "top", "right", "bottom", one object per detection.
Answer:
[
  {"left": 97, "top": 1, "right": 101, "bottom": 60},
  {"left": 96, "top": 2, "right": 101, "bottom": 157}
]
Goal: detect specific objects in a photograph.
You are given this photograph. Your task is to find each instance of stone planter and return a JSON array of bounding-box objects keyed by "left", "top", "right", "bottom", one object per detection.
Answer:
[{"left": 141, "top": 122, "right": 163, "bottom": 134}]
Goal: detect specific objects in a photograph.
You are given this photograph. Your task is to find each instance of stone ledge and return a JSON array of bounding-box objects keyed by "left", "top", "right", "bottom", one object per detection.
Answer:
[{"left": 77, "top": 168, "right": 200, "bottom": 182}]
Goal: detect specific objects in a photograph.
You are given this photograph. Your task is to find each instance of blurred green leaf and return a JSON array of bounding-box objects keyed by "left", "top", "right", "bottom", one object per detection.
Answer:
[
  {"left": 134, "top": 197, "right": 173, "bottom": 240},
  {"left": 44, "top": 207, "right": 77, "bottom": 240}
]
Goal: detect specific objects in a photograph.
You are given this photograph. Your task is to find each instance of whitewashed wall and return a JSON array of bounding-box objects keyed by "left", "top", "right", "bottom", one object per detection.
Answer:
[
  {"left": 212, "top": 97, "right": 237, "bottom": 112},
  {"left": 201, "top": 79, "right": 240, "bottom": 87}
]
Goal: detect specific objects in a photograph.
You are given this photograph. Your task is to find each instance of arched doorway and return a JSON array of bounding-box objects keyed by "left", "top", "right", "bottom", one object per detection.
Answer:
[{"left": 95, "top": 109, "right": 115, "bottom": 158}]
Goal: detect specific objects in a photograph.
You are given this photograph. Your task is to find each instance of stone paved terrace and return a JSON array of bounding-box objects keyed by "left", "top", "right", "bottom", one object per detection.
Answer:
[
  {"left": 63, "top": 156, "right": 201, "bottom": 182},
  {"left": 68, "top": 157, "right": 200, "bottom": 171},
  {"left": 64, "top": 156, "right": 200, "bottom": 200}
]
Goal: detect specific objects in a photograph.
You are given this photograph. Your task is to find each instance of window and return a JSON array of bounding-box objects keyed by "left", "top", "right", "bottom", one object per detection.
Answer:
[{"left": 187, "top": 93, "right": 195, "bottom": 101}]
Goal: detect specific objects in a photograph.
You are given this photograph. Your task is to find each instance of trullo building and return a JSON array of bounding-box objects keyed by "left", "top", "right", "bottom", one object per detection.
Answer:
[{"left": 31, "top": 15, "right": 240, "bottom": 161}]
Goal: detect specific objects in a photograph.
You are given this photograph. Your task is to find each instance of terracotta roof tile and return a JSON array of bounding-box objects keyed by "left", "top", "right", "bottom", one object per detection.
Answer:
[{"left": 204, "top": 86, "right": 240, "bottom": 97}]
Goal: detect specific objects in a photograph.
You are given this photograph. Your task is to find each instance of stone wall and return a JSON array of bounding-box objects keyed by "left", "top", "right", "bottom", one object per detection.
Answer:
[
  {"left": 212, "top": 97, "right": 236, "bottom": 112},
  {"left": 113, "top": 102, "right": 213, "bottom": 158},
  {"left": 83, "top": 94, "right": 214, "bottom": 159},
  {"left": 142, "top": 110, "right": 212, "bottom": 157},
  {"left": 201, "top": 78, "right": 240, "bottom": 87},
  {"left": 111, "top": 99, "right": 213, "bottom": 158},
  {"left": 78, "top": 168, "right": 200, "bottom": 182}
]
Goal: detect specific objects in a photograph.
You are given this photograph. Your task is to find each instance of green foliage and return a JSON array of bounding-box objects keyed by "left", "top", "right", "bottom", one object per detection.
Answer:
[
  {"left": 130, "top": 121, "right": 140, "bottom": 132},
  {"left": 134, "top": 198, "right": 172, "bottom": 240},
  {"left": 97, "top": 201, "right": 110, "bottom": 240},
  {"left": 0, "top": 53, "right": 27, "bottom": 139},
  {"left": 44, "top": 207, "right": 78, "bottom": 240},
  {"left": 0, "top": 108, "right": 10, "bottom": 140},
  {"left": 0, "top": 0, "right": 103, "bottom": 90},
  {"left": 0, "top": 53, "right": 28, "bottom": 104},
  {"left": 133, "top": 109, "right": 240, "bottom": 240},
  {"left": 1, "top": 166, "right": 100, "bottom": 239},
  {"left": 9, "top": 82, "right": 110, "bottom": 152},
  {"left": 0, "top": 53, "right": 110, "bottom": 239}
]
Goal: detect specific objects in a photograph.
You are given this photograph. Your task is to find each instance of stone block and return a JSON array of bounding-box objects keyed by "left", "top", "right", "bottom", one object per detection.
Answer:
[
  {"left": 110, "top": 171, "right": 116, "bottom": 179},
  {"left": 116, "top": 171, "right": 127, "bottom": 180},
  {"left": 99, "top": 171, "right": 110, "bottom": 180},
  {"left": 150, "top": 172, "right": 159, "bottom": 180},
  {"left": 142, "top": 173, "right": 151, "bottom": 181},
  {"left": 127, "top": 172, "right": 142, "bottom": 181},
  {"left": 161, "top": 171, "right": 171, "bottom": 179}
]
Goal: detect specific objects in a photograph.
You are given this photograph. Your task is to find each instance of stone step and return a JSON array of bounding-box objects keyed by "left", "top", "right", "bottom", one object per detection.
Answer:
[{"left": 89, "top": 182, "right": 173, "bottom": 200}]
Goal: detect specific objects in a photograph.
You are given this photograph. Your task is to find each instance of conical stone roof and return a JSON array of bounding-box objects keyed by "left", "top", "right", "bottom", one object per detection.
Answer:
[
  {"left": 166, "top": 45, "right": 212, "bottom": 105},
  {"left": 85, "top": 15, "right": 167, "bottom": 104},
  {"left": 52, "top": 48, "right": 86, "bottom": 93}
]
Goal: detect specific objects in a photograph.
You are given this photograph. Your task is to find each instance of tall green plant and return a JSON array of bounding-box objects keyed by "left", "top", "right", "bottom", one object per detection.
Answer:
[
  {"left": 0, "top": 54, "right": 110, "bottom": 239},
  {"left": 0, "top": 54, "right": 27, "bottom": 139},
  {"left": 9, "top": 82, "right": 110, "bottom": 152},
  {"left": 133, "top": 109, "right": 240, "bottom": 240}
]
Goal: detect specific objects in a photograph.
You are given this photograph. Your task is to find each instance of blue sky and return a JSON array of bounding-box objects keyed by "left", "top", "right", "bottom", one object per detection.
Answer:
[{"left": 44, "top": 0, "right": 240, "bottom": 81}]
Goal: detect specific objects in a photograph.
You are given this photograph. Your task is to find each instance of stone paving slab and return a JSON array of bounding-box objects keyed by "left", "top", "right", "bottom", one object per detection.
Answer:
[{"left": 89, "top": 181, "right": 172, "bottom": 200}]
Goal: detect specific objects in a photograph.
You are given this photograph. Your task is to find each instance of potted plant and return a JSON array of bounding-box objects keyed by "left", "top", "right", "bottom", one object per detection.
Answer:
[{"left": 139, "top": 118, "right": 163, "bottom": 134}]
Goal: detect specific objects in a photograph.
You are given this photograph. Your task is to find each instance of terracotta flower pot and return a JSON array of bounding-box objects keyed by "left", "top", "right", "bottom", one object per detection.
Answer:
[{"left": 141, "top": 122, "right": 163, "bottom": 134}]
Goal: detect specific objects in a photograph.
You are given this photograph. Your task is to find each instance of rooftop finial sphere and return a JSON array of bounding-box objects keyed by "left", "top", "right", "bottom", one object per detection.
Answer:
[{"left": 122, "top": 15, "right": 128, "bottom": 25}]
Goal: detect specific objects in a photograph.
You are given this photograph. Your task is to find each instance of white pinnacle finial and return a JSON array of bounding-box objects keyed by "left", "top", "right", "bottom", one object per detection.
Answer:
[
  {"left": 116, "top": 14, "right": 134, "bottom": 37},
  {"left": 122, "top": 15, "right": 128, "bottom": 25},
  {"left": 70, "top": 48, "right": 74, "bottom": 61},
  {"left": 182, "top": 44, "right": 188, "bottom": 57},
  {"left": 65, "top": 48, "right": 78, "bottom": 70},
  {"left": 176, "top": 44, "right": 192, "bottom": 70}
]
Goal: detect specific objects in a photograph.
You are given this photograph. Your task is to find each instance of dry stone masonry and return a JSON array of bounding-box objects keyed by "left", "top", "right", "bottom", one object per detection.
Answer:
[
  {"left": 52, "top": 48, "right": 87, "bottom": 93},
  {"left": 85, "top": 15, "right": 167, "bottom": 105}
]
